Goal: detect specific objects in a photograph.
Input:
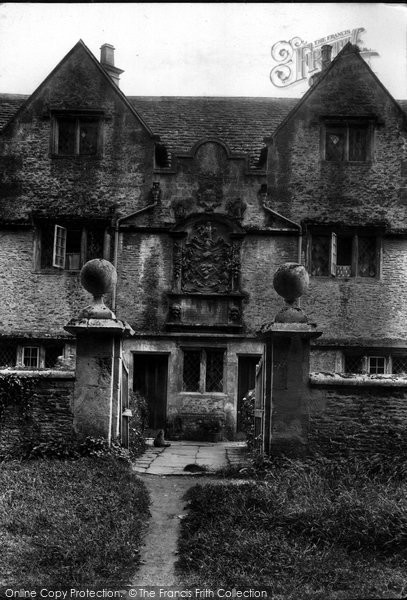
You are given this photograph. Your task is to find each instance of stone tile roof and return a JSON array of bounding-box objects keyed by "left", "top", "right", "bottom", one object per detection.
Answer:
[
  {"left": 129, "top": 96, "right": 299, "bottom": 166},
  {"left": 1, "top": 93, "right": 407, "bottom": 166},
  {"left": 0, "top": 93, "right": 298, "bottom": 165},
  {"left": 0, "top": 93, "right": 28, "bottom": 129}
]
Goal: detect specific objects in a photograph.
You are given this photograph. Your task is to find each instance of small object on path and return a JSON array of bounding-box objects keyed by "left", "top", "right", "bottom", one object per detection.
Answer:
[
  {"left": 153, "top": 429, "right": 171, "bottom": 447},
  {"left": 183, "top": 463, "right": 207, "bottom": 473}
]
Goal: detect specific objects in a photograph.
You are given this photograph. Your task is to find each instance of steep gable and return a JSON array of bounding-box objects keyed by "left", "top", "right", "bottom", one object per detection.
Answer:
[
  {"left": 1, "top": 40, "right": 154, "bottom": 138},
  {"left": 271, "top": 43, "right": 407, "bottom": 140},
  {"left": 267, "top": 43, "right": 407, "bottom": 232}
]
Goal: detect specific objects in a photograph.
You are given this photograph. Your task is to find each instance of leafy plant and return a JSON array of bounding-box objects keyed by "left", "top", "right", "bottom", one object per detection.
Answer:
[{"left": 128, "top": 390, "right": 149, "bottom": 459}]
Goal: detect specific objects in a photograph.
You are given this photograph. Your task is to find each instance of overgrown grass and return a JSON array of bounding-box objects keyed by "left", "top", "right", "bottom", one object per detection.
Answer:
[
  {"left": 0, "top": 457, "right": 149, "bottom": 587},
  {"left": 176, "top": 457, "right": 407, "bottom": 599}
]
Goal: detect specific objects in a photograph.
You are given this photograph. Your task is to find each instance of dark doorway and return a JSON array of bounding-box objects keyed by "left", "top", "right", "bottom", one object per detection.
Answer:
[
  {"left": 237, "top": 355, "right": 261, "bottom": 432},
  {"left": 133, "top": 353, "right": 168, "bottom": 430}
]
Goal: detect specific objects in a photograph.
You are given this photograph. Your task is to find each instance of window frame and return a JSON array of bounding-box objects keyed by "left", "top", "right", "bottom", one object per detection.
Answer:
[
  {"left": 21, "top": 346, "right": 41, "bottom": 369},
  {"left": 321, "top": 117, "right": 374, "bottom": 164},
  {"left": 308, "top": 229, "right": 382, "bottom": 279},
  {"left": 182, "top": 347, "right": 226, "bottom": 394},
  {"left": 34, "top": 223, "right": 111, "bottom": 273},
  {"left": 342, "top": 350, "right": 407, "bottom": 376},
  {"left": 51, "top": 111, "right": 104, "bottom": 158}
]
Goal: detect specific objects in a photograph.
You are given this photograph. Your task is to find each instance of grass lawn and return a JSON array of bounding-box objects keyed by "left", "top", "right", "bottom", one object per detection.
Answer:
[
  {"left": 176, "top": 458, "right": 407, "bottom": 599},
  {"left": 0, "top": 456, "right": 149, "bottom": 587}
]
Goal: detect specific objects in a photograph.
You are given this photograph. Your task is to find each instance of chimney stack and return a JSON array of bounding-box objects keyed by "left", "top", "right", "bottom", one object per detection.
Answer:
[
  {"left": 100, "top": 43, "right": 124, "bottom": 87},
  {"left": 321, "top": 44, "right": 333, "bottom": 71}
]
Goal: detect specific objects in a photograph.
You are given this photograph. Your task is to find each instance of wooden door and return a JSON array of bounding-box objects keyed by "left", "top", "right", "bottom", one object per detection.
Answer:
[
  {"left": 133, "top": 353, "right": 168, "bottom": 430},
  {"left": 237, "top": 355, "right": 261, "bottom": 432}
]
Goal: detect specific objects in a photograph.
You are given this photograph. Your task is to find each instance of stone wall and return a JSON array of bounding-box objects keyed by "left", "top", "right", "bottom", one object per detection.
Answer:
[
  {"left": 0, "top": 371, "right": 74, "bottom": 457},
  {"left": 303, "top": 237, "right": 407, "bottom": 347},
  {"left": 307, "top": 377, "right": 407, "bottom": 457},
  {"left": 0, "top": 228, "right": 91, "bottom": 337}
]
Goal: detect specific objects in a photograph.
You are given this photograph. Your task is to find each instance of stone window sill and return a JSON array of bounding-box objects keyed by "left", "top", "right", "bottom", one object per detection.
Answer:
[{"left": 310, "top": 372, "right": 407, "bottom": 387}]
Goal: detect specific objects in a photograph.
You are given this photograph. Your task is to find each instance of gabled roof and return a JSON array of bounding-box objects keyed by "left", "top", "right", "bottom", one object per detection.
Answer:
[
  {"left": 0, "top": 92, "right": 298, "bottom": 167},
  {"left": 0, "top": 40, "right": 155, "bottom": 138},
  {"left": 1, "top": 39, "right": 407, "bottom": 167},
  {"left": 270, "top": 42, "right": 407, "bottom": 140}
]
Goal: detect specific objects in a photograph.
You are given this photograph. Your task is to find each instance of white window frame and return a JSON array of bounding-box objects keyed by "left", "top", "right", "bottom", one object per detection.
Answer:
[
  {"left": 53, "top": 225, "right": 67, "bottom": 269},
  {"left": 367, "top": 355, "right": 387, "bottom": 375},
  {"left": 22, "top": 346, "right": 40, "bottom": 368}
]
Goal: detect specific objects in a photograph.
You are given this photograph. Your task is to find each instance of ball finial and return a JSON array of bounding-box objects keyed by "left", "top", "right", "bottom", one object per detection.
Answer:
[
  {"left": 79, "top": 259, "right": 117, "bottom": 320},
  {"left": 80, "top": 259, "right": 117, "bottom": 299},
  {"left": 273, "top": 263, "right": 309, "bottom": 304},
  {"left": 273, "top": 263, "right": 309, "bottom": 324}
]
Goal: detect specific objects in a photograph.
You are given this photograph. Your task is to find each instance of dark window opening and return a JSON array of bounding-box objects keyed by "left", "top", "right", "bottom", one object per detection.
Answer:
[
  {"left": 311, "top": 235, "right": 330, "bottom": 276},
  {"left": 310, "top": 232, "right": 379, "bottom": 278},
  {"left": 0, "top": 343, "right": 17, "bottom": 368},
  {"left": 358, "top": 236, "right": 377, "bottom": 277},
  {"left": 55, "top": 116, "right": 100, "bottom": 156},
  {"left": 344, "top": 354, "right": 364, "bottom": 374},
  {"left": 45, "top": 345, "right": 64, "bottom": 368},
  {"left": 183, "top": 350, "right": 201, "bottom": 392},
  {"left": 257, "top": 147, "right": 268, "bottom": 169},
  {"left": 325, "top": 122, "right": 370, "bottom": 162},
  {"left": 40, "top": 225, "right": 106, "bottom": 271},
  {"left": 336, "top": 236, "right": 352, "bottom": 278},
  {"left": 155, "top": 144, "right": 170, "bottom": 168},
  {"left": 326, "top": 127, "right": 346, "bottom": 161},
  {"left": 205, "top": 350, "right": 224, "bottom": 392}
]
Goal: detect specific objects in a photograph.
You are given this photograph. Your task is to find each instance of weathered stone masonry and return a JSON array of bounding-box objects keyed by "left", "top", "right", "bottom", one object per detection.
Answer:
[{"left": 1, "top": 41, "right": 407, "bottom": 445}]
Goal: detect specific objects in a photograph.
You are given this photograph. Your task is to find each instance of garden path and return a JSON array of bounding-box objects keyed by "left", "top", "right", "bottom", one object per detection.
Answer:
[{"left": 130, "top": 441, "right": 248, "bottom": 586}]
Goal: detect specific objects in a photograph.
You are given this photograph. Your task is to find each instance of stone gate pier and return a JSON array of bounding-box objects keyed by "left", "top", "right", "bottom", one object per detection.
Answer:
[
  {"left": 65, "top": 259, "right": 133, "bottom": 444},
  {"left": 258, "top": 263, "right": 322, "bottom": 455}
]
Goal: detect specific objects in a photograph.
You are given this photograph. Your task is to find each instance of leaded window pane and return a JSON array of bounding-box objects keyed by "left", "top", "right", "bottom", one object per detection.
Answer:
[
  {"left": 311, "top": 236, "right": 330, "bottom": 276},
  {"left": 87, "top": 229, "right": 105, "bottom": 261},
  {"left": 349, "top": 126, "right": 368, "bottom": 161},
  {"left": 183, "top": 350, "right": 200, "bottom": 391},
  {"left": 325, "top": 127, "right": 345, "bottom": 161},
  {"left": 392, "top": 356, "right": 407, "bottom": 375},
  {"left": 344, "top": 354, "right": 364, "bottom": 374},
  {"left": 358, "top": 236, "right": 376, "bottom": 277},
  {"left": 0, "top": 344, "right": 17, "bottom": 368},
  {"left": 58, "top": 118, "right": 76, "bottom": 155},
  {"left": 79, "top": 119, "right": 99, "bottom": 155},
  {"left": 205, "top": 350, "right": 224, "bottom": 392}
]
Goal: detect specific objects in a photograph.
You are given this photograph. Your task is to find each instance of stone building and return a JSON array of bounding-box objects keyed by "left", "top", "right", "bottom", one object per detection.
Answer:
[{"left": 0, "top": 40, "right": 406, "bottom": 442}]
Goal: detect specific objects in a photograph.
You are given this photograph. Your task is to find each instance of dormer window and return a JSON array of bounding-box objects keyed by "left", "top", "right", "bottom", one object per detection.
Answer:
[
  {"left": 52, "top": 112, "right": 103, "bottom": 157},
  {"left": 323, "top": 119, "right": 373, "bottom": 163}
]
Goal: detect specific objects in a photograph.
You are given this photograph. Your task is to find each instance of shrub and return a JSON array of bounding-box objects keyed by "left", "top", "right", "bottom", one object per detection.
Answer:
[
  {"left": 128, "top": 390, "right": 149, "bottom": 459},
  {"left": 237, "top": 388, "right": 255, "bottom": 448}
]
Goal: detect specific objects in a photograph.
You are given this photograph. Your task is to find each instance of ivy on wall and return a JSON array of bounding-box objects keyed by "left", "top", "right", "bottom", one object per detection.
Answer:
[{"left": 0, "top": 373, "right": 38, "bottom": 421}]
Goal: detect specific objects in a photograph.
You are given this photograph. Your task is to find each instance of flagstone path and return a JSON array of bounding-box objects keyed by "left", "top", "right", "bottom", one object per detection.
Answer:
[{"left": 130, "top": 441, "right": 249, "bottom": 587}]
